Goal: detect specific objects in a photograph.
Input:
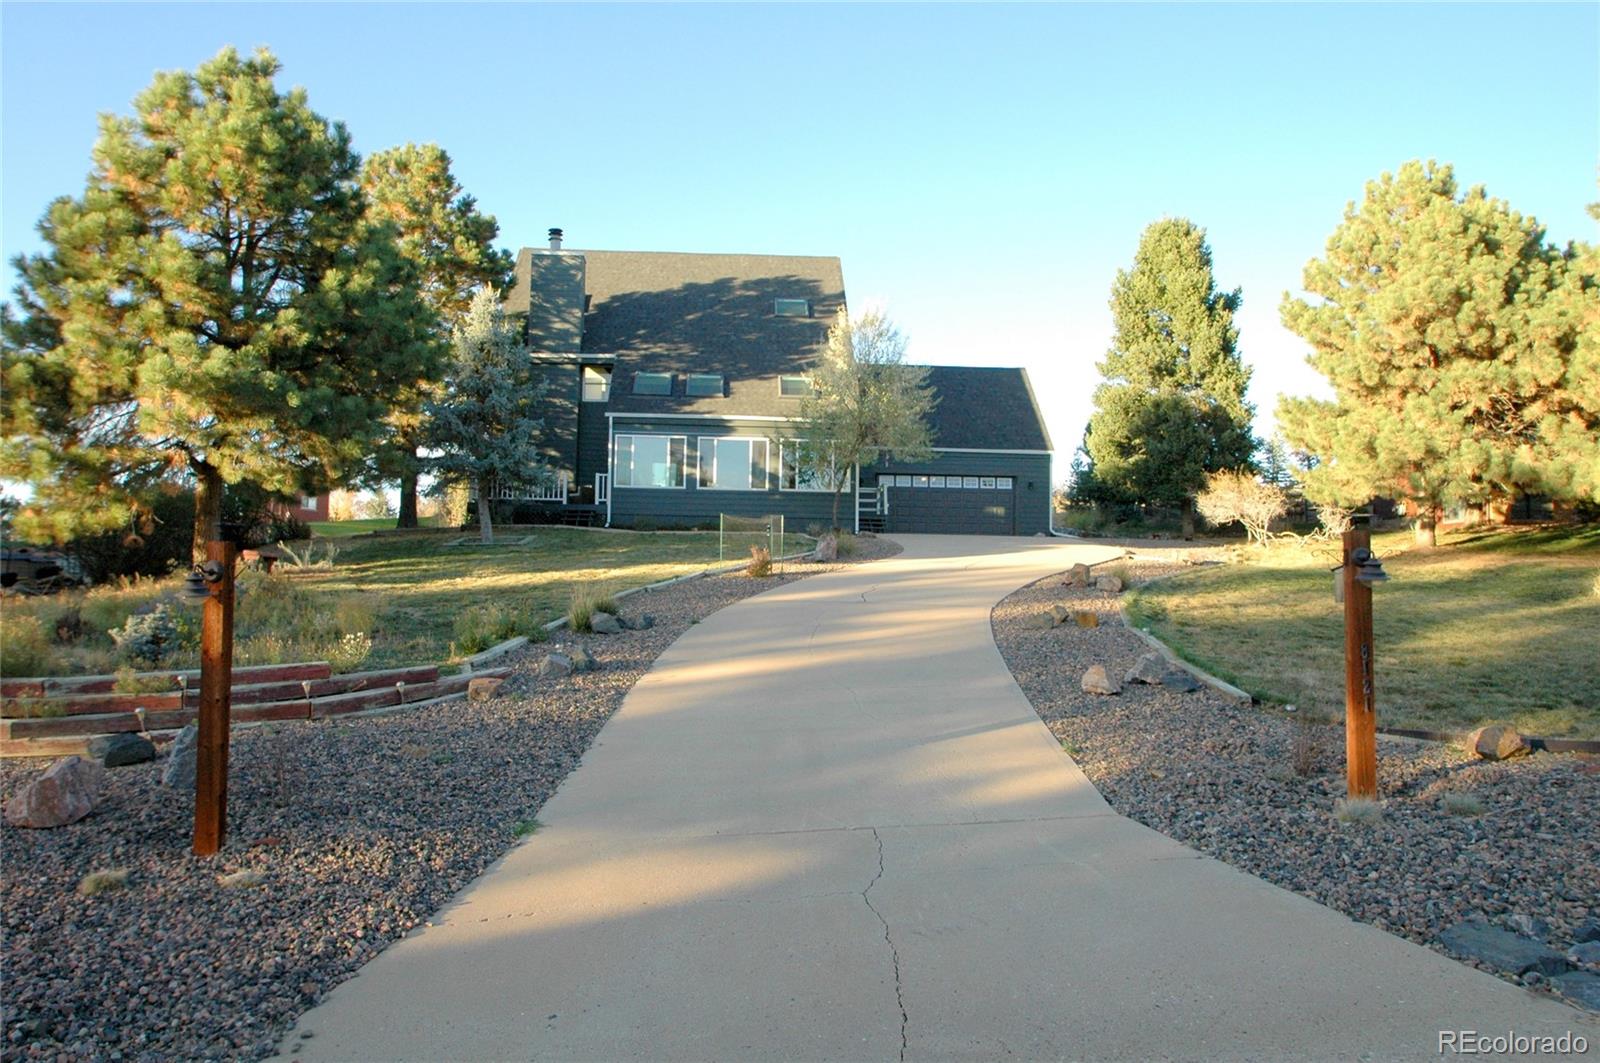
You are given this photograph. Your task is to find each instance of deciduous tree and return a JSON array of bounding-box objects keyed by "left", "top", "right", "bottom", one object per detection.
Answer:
[
  {"left": 1195, "top": 469, "right": 1288, "bottom": 545},
  {"left": 424, "top": 288, "right": 551, "bottom": 544},
  {"left": 1084, "top": 218, "right": 1255, "bottom": 538},
  {"left": 0, "top": 47, "right": 434, "bottom": 559},
  {"left": 360, "top": 144, "right": 513, "bottom": 527},
  {"left": 799, "top": 309, "right": 935, "bottom": 529}
]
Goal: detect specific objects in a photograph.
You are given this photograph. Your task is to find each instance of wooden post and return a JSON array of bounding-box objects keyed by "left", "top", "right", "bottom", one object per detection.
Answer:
[
  {"left": 193, "top": 539, "right": 236, "bottom": 856},
  {"left": 1342, "top": 525, "right": 1378, "bottom": 799}
]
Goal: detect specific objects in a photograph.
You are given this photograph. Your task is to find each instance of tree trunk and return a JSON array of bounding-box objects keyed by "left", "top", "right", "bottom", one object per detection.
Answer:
[
  {"left": 477, "top": 477, "right": 494, "bottom": 544},
  {"left": 1413, "top": 504, "right": 1437, "bottom": 548},
  {"left": 1180, "top": 497, "right": 1195, "bottom": 541},
  {"left": 192, "top": 460, "right": 224, "bottom": 563},
  {"left": 831, "top": 479, "right": 846, "bottom": 533},
  {"left": 396, "top": 460, "right": 420, "bottom": 529}
]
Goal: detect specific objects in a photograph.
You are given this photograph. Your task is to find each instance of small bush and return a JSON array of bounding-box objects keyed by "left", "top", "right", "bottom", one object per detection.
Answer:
[
  {"left": 52, "top": 608, "right": 87, "bottom": 644},
  {"left": 834, "top": 532, "right": 859, "bottom": 558},
  {"left": 1332, "top": 797, "right": 1384, "bottom": 826},
  {"left": 327, "top": 632, "right": 374, "bottom": 672},
  {"left": 112, "top": 666, "right": 176, "bottom": 695},
  {"left": 0, "top": 615, "right": 55, "bottom": 678},
  {"left": 1290, "top": 715, "right": 1326, "bottom": 778},
  {"left": 746, "top": 545, "right": 773, "bottom": 577},
  {"left": 78, "top": 868, "right": 130, "bottom": 897},
  {"left": 513, "top": 818, "right": 542, "bottom": 839},
  {"left": 453, "top": 604, "right": 525, "bottom": 655},
  {"left": 567, "top": 584, "right": 620, "bottom": 633},
  {"left": 1442, "top": 792, "right": 1486, "bottom": 817},
  {"left": 108, "top": 604, "right": 180, "bottom": 665}
]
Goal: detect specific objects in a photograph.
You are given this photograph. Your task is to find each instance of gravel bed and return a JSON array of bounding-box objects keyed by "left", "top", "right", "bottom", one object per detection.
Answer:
[
  {"left": 0, "top": 536, "right": 902, "bottom": 1062},
  {"left": 993, "top": 559, "right": 1599, "bottom": 1012}
]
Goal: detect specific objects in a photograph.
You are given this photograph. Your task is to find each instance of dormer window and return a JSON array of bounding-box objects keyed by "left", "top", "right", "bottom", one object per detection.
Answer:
[
  {"left": 774, "top": 298, "right": 811, "bottom": 317},
  {"left": 632, "top": 372, "right": 672, "bottom": 396},
  {"left": 685, "top": 373, "right": 724, "bottom": 397},
  {"left": 779, "top": 375, "right": 813, "bottom": 398},
  {"left": 582, "top": 365, "right": 611, "bottom": 402}
]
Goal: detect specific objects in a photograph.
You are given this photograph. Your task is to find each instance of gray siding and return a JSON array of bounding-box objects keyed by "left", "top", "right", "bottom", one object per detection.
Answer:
[
  {"left": 607, "top": 417, "right": 844, "bottom": 531},
  {"left": 576, "top": 401, "right": 609, "bottom": 500},
  {"left": 528, "top": 362, "right": 580, "bottom": 479},
  {"left": 864, "top": 451, "right": 1053, "bottom": 536}
]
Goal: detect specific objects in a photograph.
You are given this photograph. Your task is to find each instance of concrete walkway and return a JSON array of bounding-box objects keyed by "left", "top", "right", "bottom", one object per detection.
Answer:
[{"left": 287, "top": 536, "right": 1592, "bottom": 1061}]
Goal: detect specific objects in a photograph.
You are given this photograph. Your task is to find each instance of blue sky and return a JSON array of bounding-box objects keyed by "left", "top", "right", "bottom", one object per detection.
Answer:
[{"left": 3, "top": 2, "right": 1596, "bottom": 481}]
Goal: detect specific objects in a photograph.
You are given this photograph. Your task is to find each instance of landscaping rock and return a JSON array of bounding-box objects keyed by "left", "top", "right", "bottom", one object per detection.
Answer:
[
  {"left": 1573, "top": 920, "right": 1600, "bottom": 944},
  {"left": 1074, "top": 611, "right": 1099, "bottom": 629},
  {"left": 1439, "top": 920, "right": 1569, "bottom": 975},
  {"left": 160, "top": 724, "right": 198, "bottom": 790},
  {"left": 1507, "top": 912, "right": 1551, "bottom": 940},
  {"left": 814, "top": 534, "right": 838, "bottom": 563},
  {"left": 622, "top": 614, "right": 656, "bottom": 631},
  {"left": 1080, "top": 665, "right": 1121, "bottom": 696},
  {"left": 1569, "top": 941, "right": 1600, "bottom": 966},
  {"left": 537, "top": 653, "right": 574, "bottom": 678},
  {"left": 87, "top": 732, "right": 156, "bottom": 768},
  {"left": 218, "top": 869, "right": 267, "bottom": 889},
  {"left": 466, "top": 677, "right": 505, "bottom": 703},
  {"left": 1551, "top": 971, "right": 1600, "bottom": 1011},
  {"left": 1049, "top": 604, "right": 1072, "bottom": 625},
  {"left": 569, "top": 647, "right": 596, "bottom": 673},
  {"left": 4, "top": 756, "right": 106, "bottom": 828},
  {"left": 1065, "top": 563, "right": 1091, "bottom": 587},
  {"left": 1124, "top": 653, "right": 1168, "bottom": 685},
  {"left": 1468, "top": 725, "right": 1529, "bottom": 761},
  {"left": 1019, "top": 612, "right": 1055, "bottom": 630},
  {"left": 589, "top": 612, "right": 623, "bottom": 635},
  {"left": 1095, "top": 574, "right": 1124, "bottom": 593},
  {"left": 1160, "top": 670, "right": 1202, "bottom": 693}
]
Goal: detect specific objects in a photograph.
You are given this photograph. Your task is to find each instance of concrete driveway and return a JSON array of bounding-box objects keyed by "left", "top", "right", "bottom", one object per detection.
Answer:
[{"left": 286, "top": 535, "right": 1591, "bottom": 1061}]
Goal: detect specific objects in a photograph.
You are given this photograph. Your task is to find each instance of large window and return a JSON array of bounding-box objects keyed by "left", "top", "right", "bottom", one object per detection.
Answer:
[
  {"left": 698, "top": 437, "right": 769, "bottom": 491},
  {"left": 582, "top": 366, "right": 611, "bottom": 403},
  {"left": 614, "top": 434, "right": 686, "bottom": 488},
  {"left": 632, "top": 372, "right": 672, "bottom": 396},
  {"left": 780, "top": 440, "right": 849, "bottom": 492}
]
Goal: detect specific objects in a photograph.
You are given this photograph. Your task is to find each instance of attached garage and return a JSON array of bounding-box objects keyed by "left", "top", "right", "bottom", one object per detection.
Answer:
[{"left": 878, "top": 473, "right": 1018, "bottom": 535}]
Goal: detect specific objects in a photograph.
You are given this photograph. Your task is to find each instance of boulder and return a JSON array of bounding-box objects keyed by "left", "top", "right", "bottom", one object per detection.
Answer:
[
  {"left": 1160, "top": 670, "right": 1203, "bottom": 693},
  {"left": 4, "top": 756, "right": 106, "bottom": 828},
  {"left": 161, "top": 723, "right": 198, "bottom": 790},
  {"left": 1049, "top": 604, "right": 1072, "bottom": 626},
  {"left": 467, "top": 676, "right": 505, "bottom": 702},
  {"left": 1439, "top": 920, "right": 1568, "bottom": 976},
  {"left": 569, "top": 647, "right": 596, "bottom": 673},
  {"left": 1573, "top": 920, "right": 1600, "bottom": 944},
  {"left": 1018, "top": 612, "right": 1055, "bottom": 630},
  {"left": 1080, "top": 665, "right": 1121, "bottom": 696},
  {"left": 1073, "top": 611, "right": 1100, "bottom": 629},
  {"left": 622, "top": 614, "right": 656, "bottom": 631},
  {"left": 1094, "top": 574, "right": 1125, "bottom": 593},
  {"left": 1568, "top": 941, "right": 1600, "bottom": 967},
  {"left": 813, "top": 534, "right": 839, "bottom": 563},
  {"left": 537, "top": 653, "right": 574, "bottom": 678},
  {"left": 87, "top": 732, "right": 156, "bottom": 768},
  {"left": 1065, "top": 563, "right": 1091, "bottom": 587},
  {"left": 1124, "top": 653, "right": 1168, "bottom": 685},
  {"left": 1467, "top": 725, "right": 1529, "bottom": 761},
  {"left": 1552, "top": 971, "right": 1600, "bottom": 1010},
  {"left": 589, "top": 612, "right": 623, "bottom": 635}
]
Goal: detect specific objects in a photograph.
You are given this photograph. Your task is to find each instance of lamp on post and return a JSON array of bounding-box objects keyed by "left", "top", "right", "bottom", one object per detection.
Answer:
[
  {"left": 1339, "top": 517, "right": 1389, "bottom": 800},
  {"left": 181, "top": 541, "right": 237, "bottom": 856}
]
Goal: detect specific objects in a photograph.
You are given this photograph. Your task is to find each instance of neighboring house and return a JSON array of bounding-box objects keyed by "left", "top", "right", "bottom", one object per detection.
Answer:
[
  {"left": 496, "top": 230, "right": 1054, "bottom": 536},
  {"left": 276, "top": 493, "right": 329, "bottom": 523}
]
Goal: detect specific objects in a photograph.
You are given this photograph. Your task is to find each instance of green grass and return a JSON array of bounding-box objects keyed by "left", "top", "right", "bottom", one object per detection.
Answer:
[
  {"left": 309, "top": 517, "right": 442, "bottom": 537},
  {"left": 1125, "top": 525, "right": 1600, "bottom": 739},
  {"left": 1, "top": 528, "right": 731, "bottom": 676}
]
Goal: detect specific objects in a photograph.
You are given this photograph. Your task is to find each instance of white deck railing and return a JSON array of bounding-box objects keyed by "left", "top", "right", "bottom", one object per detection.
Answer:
[
  {"left": 473, "top": 474, "right": 569, "bottom": 503},
  {"left": 594, "top": 473, "right": 610, "bottom": 506}
]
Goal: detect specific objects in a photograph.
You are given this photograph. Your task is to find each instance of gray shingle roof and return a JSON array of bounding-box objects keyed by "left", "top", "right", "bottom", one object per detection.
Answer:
[{"left": 920, "top": 366, "right": 1053, "bottom": 451}]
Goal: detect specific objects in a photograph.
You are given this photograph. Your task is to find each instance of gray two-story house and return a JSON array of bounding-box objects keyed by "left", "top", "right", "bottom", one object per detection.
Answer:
[{"left": 496, "top": 231, "right": 1054, "bottom": 536}]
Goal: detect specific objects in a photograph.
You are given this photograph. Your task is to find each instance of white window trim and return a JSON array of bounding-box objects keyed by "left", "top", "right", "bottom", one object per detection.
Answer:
[
  {"left": 779, "top": 438, "right": 851, "bottom": 493},
  {"left": 696, "top": 435, "right": 770, "bottom": 492},
  {"left": 614, "top": 433, "right": 688, "bottom": 490}
]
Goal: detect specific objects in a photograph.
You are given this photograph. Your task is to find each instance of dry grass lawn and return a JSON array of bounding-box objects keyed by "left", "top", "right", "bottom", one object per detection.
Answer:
[{"left": 1125, "top": 525, "right": 1600, "bottom": 739}]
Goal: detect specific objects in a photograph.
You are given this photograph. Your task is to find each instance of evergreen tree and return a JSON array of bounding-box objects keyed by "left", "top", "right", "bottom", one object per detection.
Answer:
[
  {"left": 1255, "top": 436, "right": 1299, "bottom": 489},
  {"left": 1084, "top": 218, "right": 1255, "bottom": 537},
  {"left": 425, "top": 288, "right": 550, "bottom": 544},
  {"left": 360, "top": 144, "right": 514, "bottom": 528},
  {"left": 1528, "top": 202, "right": 1600, "bottom": 504},
  {"left": 0, "top": 47, "right": 434, "bottom": 559},
  {"left": 799, "top": 309, "right": 935, "bottom": 529},
  {"left": 1277, "top": 161, "right": 1583, "bottom": 545}
]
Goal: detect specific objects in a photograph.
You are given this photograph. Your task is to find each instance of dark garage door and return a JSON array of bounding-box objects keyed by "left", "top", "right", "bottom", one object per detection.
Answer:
[{"left": 881, "top": 474, "right": 1015, "bottom": 535}]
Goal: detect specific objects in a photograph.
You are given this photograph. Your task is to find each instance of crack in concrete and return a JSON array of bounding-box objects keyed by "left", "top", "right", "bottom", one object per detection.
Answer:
[{"left": 862, "top": 827, "right": 909, "bottom": 1061}]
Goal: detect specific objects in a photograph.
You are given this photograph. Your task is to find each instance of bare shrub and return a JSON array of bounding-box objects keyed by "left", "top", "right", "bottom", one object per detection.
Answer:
[
  {"left": 1195, "top": 470, "right": 1288, "bottom": 545},
  {"left": 746, "top": 545, "right": 773, "bottom": 577}
]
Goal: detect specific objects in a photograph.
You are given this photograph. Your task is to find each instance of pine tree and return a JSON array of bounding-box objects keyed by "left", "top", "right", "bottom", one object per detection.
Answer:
[
  {"left": 425, "top": 288, "right": 551, "bottom": 544},
  {"left": 1277, "top": 161, "right": 1582, "bottom": 545},
  {"left": 799, "top": 309, "right": 935, "bottom": 529},
  {"left": 1084, "top": 218, "right": 1256, "bottom": 537},
  {"left": 0, "top": 47, "right": 435, "bottom": 559},
  {"left": 360, "top": 144, "right": 514, "bottom": 528}
]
